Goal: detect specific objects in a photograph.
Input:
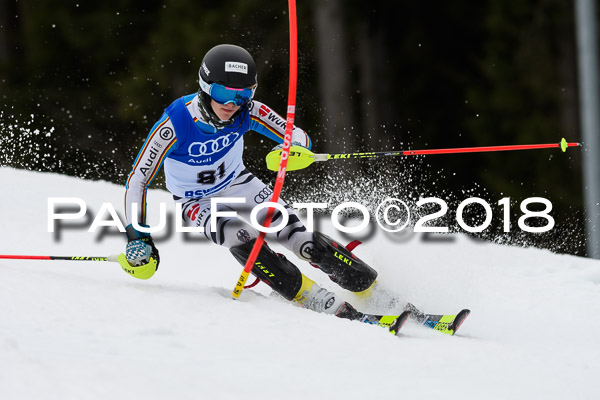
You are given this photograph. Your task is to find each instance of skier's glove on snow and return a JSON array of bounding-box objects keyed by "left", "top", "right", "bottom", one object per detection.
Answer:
[
  {"left": 125, "top": 224, "right": 160, "bottom": 268},
  {"left": 271, "top": 141, "right": 306, "bottom": 152}
]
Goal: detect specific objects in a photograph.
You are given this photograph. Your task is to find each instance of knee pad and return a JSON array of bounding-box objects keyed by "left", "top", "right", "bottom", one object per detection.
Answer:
[
  {"left": 230, "top": 239, "right": 302, "bottom": 301},
  {"left": 310, "top": 232, "right": 378, "bottom": 292}
]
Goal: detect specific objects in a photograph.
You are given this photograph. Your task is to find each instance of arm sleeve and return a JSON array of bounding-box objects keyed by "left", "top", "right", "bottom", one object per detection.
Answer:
[
  {"left": 249, "top": 100, "right": 312, "bottom": 149},
  {"left": 124, "top": 113, "right": 178, "bottom": 226}
]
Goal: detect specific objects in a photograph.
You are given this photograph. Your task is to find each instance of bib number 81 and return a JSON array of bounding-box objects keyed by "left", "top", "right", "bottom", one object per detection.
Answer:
[{"left": 196, "top": 162, "right": 225, "bottom": 185}]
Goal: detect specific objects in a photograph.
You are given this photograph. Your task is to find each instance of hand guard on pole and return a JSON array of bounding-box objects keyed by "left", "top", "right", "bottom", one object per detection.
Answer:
[{"left": 123, "top": 224, "right": 159, "bottom": 280}]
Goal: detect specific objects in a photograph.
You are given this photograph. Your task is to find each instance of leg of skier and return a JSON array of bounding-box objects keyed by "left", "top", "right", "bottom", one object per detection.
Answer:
[
  {"left": 181, "top": 198, "right": 351, "bottom": 315},
  {"left": 179, "top": 170, "right": 376, "bottom": 319},
  {"left": 232, "top": 171, "right": 379, "bottom": 294},
  {"left": 223, "top": 171, "right": 378, "bottom": 293}
]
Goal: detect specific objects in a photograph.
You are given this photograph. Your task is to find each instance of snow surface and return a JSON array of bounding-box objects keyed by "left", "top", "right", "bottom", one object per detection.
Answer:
[{"left": 1, "top": 167, "right": 600, "bottom": 400}]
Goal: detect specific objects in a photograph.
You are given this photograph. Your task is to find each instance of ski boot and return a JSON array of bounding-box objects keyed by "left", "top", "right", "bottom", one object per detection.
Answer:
[{"left": 230, "top": 239, "right": 359, "bottom": 317}]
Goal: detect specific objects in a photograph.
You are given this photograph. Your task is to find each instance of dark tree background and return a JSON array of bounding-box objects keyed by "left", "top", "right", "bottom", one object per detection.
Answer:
[{"left": 0, "top": 0, "right": 590, "bottom": 255}]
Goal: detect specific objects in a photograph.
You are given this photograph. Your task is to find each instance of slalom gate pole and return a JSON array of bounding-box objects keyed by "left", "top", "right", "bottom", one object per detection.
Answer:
[
  {"left": 231, "top": 0, "right": 298, "bottom": 299},
  {"left": 0, "top": 254, "right": 119, "bottom": 262}
]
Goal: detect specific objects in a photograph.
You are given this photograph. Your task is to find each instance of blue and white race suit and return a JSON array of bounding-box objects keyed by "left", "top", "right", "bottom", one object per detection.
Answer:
[{"left": 124, "top": 93, "right": 314, "bottom": 257}]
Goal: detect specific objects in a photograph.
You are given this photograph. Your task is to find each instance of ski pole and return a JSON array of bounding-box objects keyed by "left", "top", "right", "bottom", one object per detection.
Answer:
[
  {"left": 0, "top": 253, "right": 158, "bottom": 280},
  {"left": 0, "top": 254, "right": 120, "bottom": 262},
  {"left": 231, "top": 0, "right": 299, "bottom": 299},
  {"left": 266, "top": 138, "right": 582, "bottom": 171}
]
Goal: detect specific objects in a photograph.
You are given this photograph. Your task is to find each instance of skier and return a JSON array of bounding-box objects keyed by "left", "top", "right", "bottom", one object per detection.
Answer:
[{"left": 123, "top": 44, "right": 378, "bottom": 320}]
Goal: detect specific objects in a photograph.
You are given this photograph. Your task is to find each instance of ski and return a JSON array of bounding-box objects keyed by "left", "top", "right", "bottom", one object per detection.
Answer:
[{"left": 404, "top": 303, "right": 470, "bottom": 336}]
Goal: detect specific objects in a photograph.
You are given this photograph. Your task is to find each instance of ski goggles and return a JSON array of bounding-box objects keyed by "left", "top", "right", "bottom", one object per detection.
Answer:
[{"left": 199, "top": 77, "right": 256, "bottom": 106}]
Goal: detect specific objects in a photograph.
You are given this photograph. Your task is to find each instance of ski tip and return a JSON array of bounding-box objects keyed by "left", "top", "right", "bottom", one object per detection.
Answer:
[
  {"left": 450, "top": 309, "right": 471, "bottom": 336},
  {"left": 389, "top": 310, "right": 411, "bottom": 336}
]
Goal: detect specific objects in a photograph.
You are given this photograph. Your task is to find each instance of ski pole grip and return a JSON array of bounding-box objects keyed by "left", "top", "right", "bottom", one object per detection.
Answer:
[{"left": 107, "top": 254, "right": 121, "bottom": 262}]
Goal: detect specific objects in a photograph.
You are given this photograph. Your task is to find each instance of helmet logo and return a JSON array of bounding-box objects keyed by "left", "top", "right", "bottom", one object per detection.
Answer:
[
  {"left": 225, "top": 61, "right": 248, "bottom": 74},
  {"left": 202, "top": 62, "right": 210, "bottom": 76}
]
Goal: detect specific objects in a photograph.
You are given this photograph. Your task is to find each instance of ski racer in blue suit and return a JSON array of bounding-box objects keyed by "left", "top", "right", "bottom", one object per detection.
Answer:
[{"left": 123, "top": 44, "right": 377, "bottom": 319}]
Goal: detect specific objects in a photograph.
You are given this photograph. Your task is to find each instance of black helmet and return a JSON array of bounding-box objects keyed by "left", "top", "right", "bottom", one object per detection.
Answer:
[{"left": 197, "top": 44, "right": 257, "bottom": 128}]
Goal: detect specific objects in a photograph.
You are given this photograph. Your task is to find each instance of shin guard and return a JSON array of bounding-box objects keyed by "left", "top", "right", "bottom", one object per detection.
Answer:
[
  {"left": 230, "top": 239, "right": 302, "bottom": 301},
  {"left": 311, "top": 232, "right": 378, "bottom": 292}
]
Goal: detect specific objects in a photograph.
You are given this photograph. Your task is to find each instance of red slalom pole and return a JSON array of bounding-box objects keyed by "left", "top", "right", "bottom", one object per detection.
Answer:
[{"left": 232, "top": 0, "right": 298, "bottom": 299}]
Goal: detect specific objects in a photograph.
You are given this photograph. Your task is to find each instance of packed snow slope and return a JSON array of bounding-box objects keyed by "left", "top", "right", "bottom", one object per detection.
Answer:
[{"left": 1, "top": 167, "right": 600, "bottom": 400}]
